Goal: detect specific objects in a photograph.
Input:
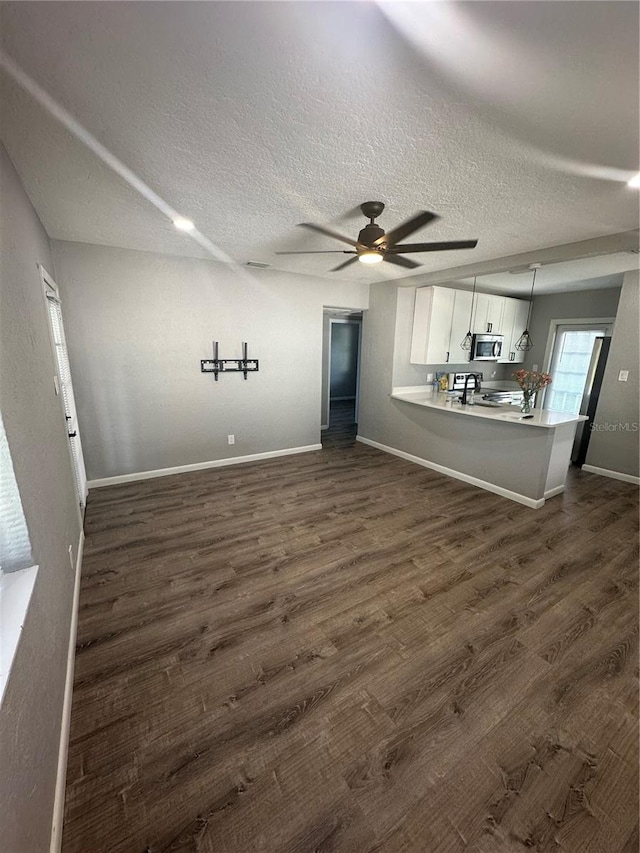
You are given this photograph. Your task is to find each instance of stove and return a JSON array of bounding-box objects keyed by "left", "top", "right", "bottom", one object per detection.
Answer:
[{"left": 447, "top": 372, "right": 483, "bottom": 392}]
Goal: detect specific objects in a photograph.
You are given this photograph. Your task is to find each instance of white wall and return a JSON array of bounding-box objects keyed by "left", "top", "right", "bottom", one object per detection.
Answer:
[
  {"left": 51, "top": 241, "right": 368, "bottom": 481},
  {"left": 0, "top": 146, "right": 82, "bottom": 851}
]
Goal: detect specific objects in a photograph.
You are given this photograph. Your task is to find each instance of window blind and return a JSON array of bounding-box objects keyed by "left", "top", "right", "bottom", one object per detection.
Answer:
[{"left": 0, "top": 413, "right": 33, "bottom": 572}]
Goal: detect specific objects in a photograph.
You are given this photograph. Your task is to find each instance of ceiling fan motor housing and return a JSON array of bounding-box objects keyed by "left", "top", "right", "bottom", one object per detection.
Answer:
[{"left": 358, "top": 223, "right": 386, "bottom": 249}]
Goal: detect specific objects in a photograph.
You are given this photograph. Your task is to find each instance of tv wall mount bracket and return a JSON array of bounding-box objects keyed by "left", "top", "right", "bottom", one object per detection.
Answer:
[{"left": 201, "top": 341, "right": 259, "bottom": 381}]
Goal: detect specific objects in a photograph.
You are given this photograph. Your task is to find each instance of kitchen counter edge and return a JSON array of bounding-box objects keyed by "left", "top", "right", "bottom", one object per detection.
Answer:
[{"left": 390, "top": 386, "right": 588, "bottom": 429}]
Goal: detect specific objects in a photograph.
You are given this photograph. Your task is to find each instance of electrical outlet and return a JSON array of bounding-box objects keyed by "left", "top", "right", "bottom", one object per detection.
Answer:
[
  {"left": 532, "top": 364, "right": 539, "bottom": 372},
  {"left": 426, "top": 373, "right": 434, "bottom": 383},
  {"left": 228, "top": 434, "right": 235, "bottom": 445},
  {"left": 618, "top": 370, "right": 629, "bottom": 382}
]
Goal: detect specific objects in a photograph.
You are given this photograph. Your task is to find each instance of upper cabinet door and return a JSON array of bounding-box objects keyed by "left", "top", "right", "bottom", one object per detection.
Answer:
[
  {"left": 410, "top": 286, "right": 455, "bottom": 364},
  {"left": 498, "top": 298, "right": 530, "bottom": 363},
  {"left": 471, "top": 293, "right": 505, "bottom": 334},
  {"left": 449, "top": 289, "right": 473, "bottom": 363},
  {"left": 497, "top": 298, "right": 517, "bottom": 363},
  {"left": 511, "top": 299, "right": 531, "bottom": 363}
]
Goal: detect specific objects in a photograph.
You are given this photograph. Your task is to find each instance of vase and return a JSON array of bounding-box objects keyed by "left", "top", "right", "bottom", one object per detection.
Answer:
[{"left": 521, "top": 391, "right": 533, "bottom": 414}]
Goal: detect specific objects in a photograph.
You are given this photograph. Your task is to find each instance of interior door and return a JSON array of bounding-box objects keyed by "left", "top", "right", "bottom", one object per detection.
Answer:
[{"left": 40, "top": 267, "right": 88, "bottom": 515}]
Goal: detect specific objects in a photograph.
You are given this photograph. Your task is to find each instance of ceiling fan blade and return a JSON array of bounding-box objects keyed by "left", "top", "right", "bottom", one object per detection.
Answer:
[
  {"left": 383, "top": 254, "right": 421, "bottom": 269},
  {"left": 298, "top": 222, "right": 358, "bottom": 248},
  {"left": 388, "top": 240, "right": 478, "bottom": 253},
  {"left": 376, "top": 211, "right": 439, "bottom": 247},
  {"left": 275, "top": 250, "right": 356, "bottom": 255},
  {"left": 330, "top": 256, "right": 360, "bottom": 272}
]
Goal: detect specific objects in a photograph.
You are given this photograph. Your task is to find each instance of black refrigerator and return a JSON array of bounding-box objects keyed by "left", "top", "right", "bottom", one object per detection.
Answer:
[{"left": 573, "top": 336, "right": 611, "bottom": 466}]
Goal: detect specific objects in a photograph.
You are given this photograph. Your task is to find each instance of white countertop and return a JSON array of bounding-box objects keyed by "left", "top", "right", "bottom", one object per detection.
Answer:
[{"left": 391, "top": 386, "right": 588, "bottom": 429}]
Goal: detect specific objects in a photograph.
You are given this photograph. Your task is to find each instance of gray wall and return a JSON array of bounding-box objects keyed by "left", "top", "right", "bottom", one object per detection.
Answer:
[
  {"left": 358, "top": 283, "right": 552, "bottom": 500},
  {"left": 51, "top": 241, "right": 368, "bottom": 480},
  {"left": 522, "top": 286, "right": 621, "bottom": 373},
  {"left": 586, "top": 270, "right": 639, "bottom": 477},
  {"left": 0, "top": 146, "right": 82, "bottom": 851}
]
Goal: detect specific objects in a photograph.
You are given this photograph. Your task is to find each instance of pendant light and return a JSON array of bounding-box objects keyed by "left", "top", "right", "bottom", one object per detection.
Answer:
[
  {"left": 515, "top": 265, "right": 539, "bottom": 352},
  {"left": 460, "top": 276, "right": 477, "bottom": 351}
]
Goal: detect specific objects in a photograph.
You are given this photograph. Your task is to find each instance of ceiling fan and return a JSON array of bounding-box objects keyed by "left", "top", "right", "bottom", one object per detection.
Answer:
[{"left": 276, "top": 201, "right": 478, "bottom": 272}]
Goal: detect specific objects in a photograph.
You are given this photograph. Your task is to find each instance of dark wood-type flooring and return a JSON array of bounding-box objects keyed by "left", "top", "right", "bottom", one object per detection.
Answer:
[
  {"left": 63, "top": 444, "right": 639, "bottom": 853},
  {"left": 322, "top": 400, "right": 357, "bottom": 449}
]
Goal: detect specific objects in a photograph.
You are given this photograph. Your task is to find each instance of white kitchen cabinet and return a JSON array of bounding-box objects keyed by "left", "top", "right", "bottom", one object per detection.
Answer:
[
  {"left": 449, "top": 289, "right": 474, "bottom": 363},
  {"left": 511, "top": 299, "right": 530, "bottom": 364},
  {"left": 499, "top": 298, "right": 530, "bottom": 364},
  {"left": 497, "top": 298, "right": 516, "bottom": 363},
  {"left": 472, "top": 293, "right": 505, "bottom": 334},
  {"left": 410, "top": 286, "right": 455, "bottom": 364},
  {"left": 411, "top": 286, "right": 529, "bottom": 366}
]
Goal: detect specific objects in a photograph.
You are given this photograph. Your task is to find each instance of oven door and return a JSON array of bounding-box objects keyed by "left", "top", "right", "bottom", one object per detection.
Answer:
[{"left": 471, "top": 335, "right": 503, "bottom": 360}]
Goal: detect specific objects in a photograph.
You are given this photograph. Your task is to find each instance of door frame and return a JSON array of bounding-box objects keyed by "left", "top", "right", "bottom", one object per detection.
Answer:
[{"left": 39, "top": 264, "right": 88, "bottom": 519}]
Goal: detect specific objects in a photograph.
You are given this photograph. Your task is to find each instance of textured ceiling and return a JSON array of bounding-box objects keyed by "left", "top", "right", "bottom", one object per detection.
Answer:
[{"left": 0, "top": 1, "right": 638, "bottom": 290}]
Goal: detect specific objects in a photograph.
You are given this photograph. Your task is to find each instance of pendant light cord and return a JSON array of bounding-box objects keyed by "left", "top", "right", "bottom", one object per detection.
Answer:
[
  {"left": 524, "top": 267, "right": 537, "bottom": 330},
  {"left": 468, "top": 276, "right": 477, "bottom": 327}
]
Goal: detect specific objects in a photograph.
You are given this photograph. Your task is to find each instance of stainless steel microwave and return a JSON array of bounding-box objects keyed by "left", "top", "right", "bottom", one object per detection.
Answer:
[{"left": 471, "top": 333, "right": 503, "bottom": 361}]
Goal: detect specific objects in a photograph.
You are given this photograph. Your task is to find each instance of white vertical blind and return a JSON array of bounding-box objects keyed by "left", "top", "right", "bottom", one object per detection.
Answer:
[{"left": 0, "top": 412, "right": 33, "bottom": 572}]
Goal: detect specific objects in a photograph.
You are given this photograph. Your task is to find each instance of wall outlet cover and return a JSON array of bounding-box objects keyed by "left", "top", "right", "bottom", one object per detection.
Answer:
[
  {"left": 228, "top": 434, "right": 235, "bottom": 445},
  {"left": 618, "top": 370, "right": 629, "bottom": 382}
]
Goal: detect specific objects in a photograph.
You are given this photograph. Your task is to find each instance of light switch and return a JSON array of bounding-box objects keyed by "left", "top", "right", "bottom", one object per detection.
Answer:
[{"left": 618, "top": 370, "right": 629, "bottom": 382}]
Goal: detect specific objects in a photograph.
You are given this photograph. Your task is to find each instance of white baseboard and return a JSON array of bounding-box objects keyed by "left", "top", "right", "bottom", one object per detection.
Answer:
[
  {"left": 544, "top": 484, "right": 566, "bottom": 500},
  {"left": 581, "top": 464, "right": 640, "bottom": 485},
  {"left": 50, "top": 530, "right": 84, "bottom": 853},
  {"left": 356, "top": 435, "right": 546, "bottom": 509},
  {"left": 88, "top": 444, "right": 323, "bottom": 489}
]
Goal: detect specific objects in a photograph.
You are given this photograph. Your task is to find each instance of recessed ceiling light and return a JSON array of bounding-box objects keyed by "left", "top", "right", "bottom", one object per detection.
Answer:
[
  {"left": 173, "top": 216, "right": 195, "bottom": 232},
  {"left": 628, "top": 173, "right": 640, "bottom": 188}
]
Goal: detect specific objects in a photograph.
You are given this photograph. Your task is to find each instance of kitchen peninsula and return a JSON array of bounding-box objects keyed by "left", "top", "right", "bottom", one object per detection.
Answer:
[{"left": 360, "top": 385, "right": 588, "bottom": 508}]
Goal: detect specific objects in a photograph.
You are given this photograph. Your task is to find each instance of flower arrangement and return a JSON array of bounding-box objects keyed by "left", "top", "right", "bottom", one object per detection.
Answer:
[
  {"left": 513, "top": 369, "right": 552, "bottom": 413},
  {"left": 513, "top": 369, "right": 552, "bottom": 393}
]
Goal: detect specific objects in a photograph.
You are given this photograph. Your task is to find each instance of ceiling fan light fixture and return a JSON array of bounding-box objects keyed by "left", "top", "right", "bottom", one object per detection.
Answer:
[{"left": 358, "top": 251, "right": 384, "bottom": 265}]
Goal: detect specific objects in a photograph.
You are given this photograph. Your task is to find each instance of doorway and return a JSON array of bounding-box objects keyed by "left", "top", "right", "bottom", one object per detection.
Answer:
[
  {"left": 321, "top": 310, "right": 362, "bottom": 448},
  {"left": 40, "top": 266, "right": 88, "bottom": 516}
]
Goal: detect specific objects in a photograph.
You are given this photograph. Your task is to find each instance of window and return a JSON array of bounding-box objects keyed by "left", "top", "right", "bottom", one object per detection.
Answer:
[
  {"left": 0, "top": 411, "right": 32, "bottom": 572},
  {"left": 0, "top": 411, "right": 38, "bottom": 702}
]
